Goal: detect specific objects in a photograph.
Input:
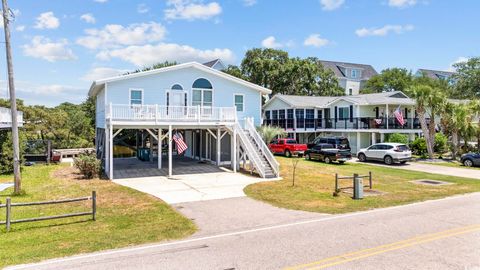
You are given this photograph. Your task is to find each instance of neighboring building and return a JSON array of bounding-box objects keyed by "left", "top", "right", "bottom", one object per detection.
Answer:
[
  {"left": 320, "top": 60, "right": 378, "bottom": 96},
  {"left": 0, "top": 107, "right": 23, "bottom": 129},
  {"left": 202, "top": 59, "right": 226, "bottom": 71},
  {"left": 415, "top": 69, "right": 456, "bottom": 81},
  {"left": 89, "top": 61, "right": 278, "bottom": 179},
  {"left": 263, "top": 91, "right": 425, "bottom": 153}
]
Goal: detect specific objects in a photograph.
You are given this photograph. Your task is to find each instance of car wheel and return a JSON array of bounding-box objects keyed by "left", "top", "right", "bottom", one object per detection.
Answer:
[
  {"left": 384, "top": 156, "right": 393, "bottom": 165},
  {"left": 285, "top": 150, "right": 292, "bottom": 158},
  {"left": 339, "top": 161, "right": 345, "bottom": 165},
  {"left": 463, "top": 159, "right": 473, "bottom": 167},
  {"left": 324, "top": 157, "right": 331, "bottom": 164},
  {"left": 305, "top": 153, "right": 312, "bottom": 160},
  {"left": 358, "top": 153, "right": 366, "bottom": 162}
]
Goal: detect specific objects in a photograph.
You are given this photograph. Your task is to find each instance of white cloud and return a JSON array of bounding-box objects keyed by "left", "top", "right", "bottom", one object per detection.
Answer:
[
  {"left": 261, "top": 36, "right": 282, "bottom": 49},
  {"left": 82, "top": 67, "right": 129, "bottom": 81},
  {"left": 94, "top": 0, "right": 108, "bottom": 3},
  {"left": 165, "top": 0, "right": 222, "bottom": 21},
  {"left": 80, "top": 13, "right": 96, "bottom": 24},
  {"left": 355, "top": 24, "right": 414, "bottom": 37},
  {"left": 388, "top": 0, "right": 417, "bottom": 8},
  {"left": 34, "top": 11, "right": 60, "bottom": 29},
  {"left": 137, "top": 3, "right": 150, "bottom": 13},
  {"left": 303, "top": 34, "right": 330, "bottom": 48},
  {"left": 320, "top": 0, "right": 344, "bottom": 11},
  {"left": 96, "top": 43, "right": 235, "bottom": 67},
  {"left": 15, "top": 25, "right": 26, "bottom": 32},
  {"left": 76, "top": 22, "right": 166, "bottom": 49},
  {"left": 448, "top": 56, "right": 468, "bottom": 72},
  {"left": 243, "top": 0, "right": 257, "bottom": 6},
  {"left": 22, "top": 36, "right": 77, "bottom": 62}
]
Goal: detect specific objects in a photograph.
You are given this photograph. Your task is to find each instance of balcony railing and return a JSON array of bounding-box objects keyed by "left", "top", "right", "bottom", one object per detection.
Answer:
[
  {"left": 0, "top": 107, "right": 23, "bottom": 128},
  {"left": 107, "top": 104, "right": 237, "bottom": 123},
  {"left": 263, "top": 117, "right": 429, "bottom": 130}
]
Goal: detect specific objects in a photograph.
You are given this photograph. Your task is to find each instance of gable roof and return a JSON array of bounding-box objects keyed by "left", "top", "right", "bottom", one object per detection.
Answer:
[
  {"left": 320, "top": 60, "right": 378, "bottom": 80},
  {"left": 202, "top": 59, "right": 226, "bottom": 70},
  {"left": 264, "top": 91, "right": 415, "bottom": 109},
  {"left": 417, "top": 69, "right": 456, "bottom": 80},
  {"left": 88, "top": 62, "right": 271, "bottom": 97}
]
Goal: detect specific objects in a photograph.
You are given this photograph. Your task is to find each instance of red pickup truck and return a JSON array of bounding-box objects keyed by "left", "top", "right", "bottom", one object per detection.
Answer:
[{"left": 269, "top": 138, "right": 308, "bottom": 157}]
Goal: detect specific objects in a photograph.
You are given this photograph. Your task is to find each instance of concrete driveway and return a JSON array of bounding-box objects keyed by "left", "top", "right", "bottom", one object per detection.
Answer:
[
  {"left": 113, "top": 170, "right": 278, "bottom": 204},
  {"left": 353, "top": 159, "right": 480, "bottom": 179}
]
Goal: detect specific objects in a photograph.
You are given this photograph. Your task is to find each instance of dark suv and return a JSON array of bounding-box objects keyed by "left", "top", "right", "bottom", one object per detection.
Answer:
[
  {"left": 307, "top": 136, "right": 351, "bottom": 151},
  {"left": 460, "top": 153, "right": 480, "bottom": 167}
]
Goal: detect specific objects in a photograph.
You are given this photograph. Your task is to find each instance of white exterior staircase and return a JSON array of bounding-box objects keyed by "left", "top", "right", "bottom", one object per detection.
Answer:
[{"left": 236, "top": 117, "right": 279, "bottom": 178}]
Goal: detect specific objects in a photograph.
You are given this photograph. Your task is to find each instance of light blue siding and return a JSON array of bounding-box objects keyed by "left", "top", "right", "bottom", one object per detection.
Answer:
[
  {"left": 96, "top": 88, "right": 105, "bottom": 128},
  {"left": 103, "top": 66, "right": 263, "bottom": 125}
]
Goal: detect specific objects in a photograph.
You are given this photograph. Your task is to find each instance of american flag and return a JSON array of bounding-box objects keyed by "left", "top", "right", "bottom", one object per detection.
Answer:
[
  {"left": 394, "top": 105, "right": 405, "bottom": 126},
  {"left": 173, "top": 132, "right": 188, "bottom": 154}
]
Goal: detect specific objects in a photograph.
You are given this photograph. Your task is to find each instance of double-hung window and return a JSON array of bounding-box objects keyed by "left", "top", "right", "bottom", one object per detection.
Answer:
[
  {"left": 338, "top": 107, "right": 349, "bottom": 120},
  {"left": 192, "top": 78, "right": 213, "bottom": 107},
  {"left": 234, "top": 94, "right": 244, "bottom": 112},
  {"left": 130, "top": 89, "right": 143, "bottom": 105}
]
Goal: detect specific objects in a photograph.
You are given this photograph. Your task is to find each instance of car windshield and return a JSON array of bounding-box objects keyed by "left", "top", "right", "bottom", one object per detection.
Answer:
[{"left": 286, "top": 140, "right": 297, "bottom": 144}]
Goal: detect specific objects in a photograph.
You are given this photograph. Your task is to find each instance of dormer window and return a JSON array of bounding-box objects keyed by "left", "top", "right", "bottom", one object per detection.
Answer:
[{"left": 351, "top": 69, "right": 358, "bottom": 79}]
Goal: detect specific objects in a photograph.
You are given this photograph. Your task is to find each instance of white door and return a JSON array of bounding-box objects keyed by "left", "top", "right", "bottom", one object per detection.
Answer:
[{"left": 168, "top": 91, "right": 186, "bottom": 117}]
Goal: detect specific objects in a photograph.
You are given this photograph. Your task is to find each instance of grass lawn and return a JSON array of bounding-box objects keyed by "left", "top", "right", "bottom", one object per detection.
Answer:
[
  {"left": 244, "top": 157, "right": 480, "bottom": 214},
  {"left": 0, "top": 165, "right": 196, "bottom": 268}
]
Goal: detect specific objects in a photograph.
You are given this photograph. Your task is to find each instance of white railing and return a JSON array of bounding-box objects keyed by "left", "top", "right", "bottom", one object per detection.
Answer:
[
  {"left": 0, "top": 107, "right": 23, "bottom": 128},
  {"left": 107, "top": 104, "right": 236, "bottom": 123},
  {"left": 235, "top": 121, "right": 268, "bottom": 178},
  {"left": 244, "top": 117, "right": 279, "bottom": 177}
]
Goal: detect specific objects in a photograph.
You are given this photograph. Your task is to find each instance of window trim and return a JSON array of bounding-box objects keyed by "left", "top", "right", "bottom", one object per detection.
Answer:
[
  {"left": 129, "top": 88, "right": 144, "bottom": 105},
  {"left": 191, "top": 77, "right": 214, "bottom": 107},
  {"left": 338, "top": 106, "right": 350, "bottom": 120},
  {"left": 233, "top": 93, "right": 245, "bottom": 112}
]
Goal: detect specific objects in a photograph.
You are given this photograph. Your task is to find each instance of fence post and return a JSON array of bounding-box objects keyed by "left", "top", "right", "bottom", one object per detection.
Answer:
[
  {"left": 335, "top": 173, "right": 338, "bottom": 192},
  {"left": 369, "top": 171, "right": 372, "bottom": 189},
  {"left": 92, "top": 191, "right": 96, "bottom": 221},
  {"left": 6, "top": 197, "right": 11, "bottom": 232}
]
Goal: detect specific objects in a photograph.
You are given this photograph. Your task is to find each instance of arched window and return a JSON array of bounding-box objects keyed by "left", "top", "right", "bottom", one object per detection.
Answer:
[
  {"left": 171, "top": 84, "right": 183, "bottom": 90},
  {"left": 192, "top": 78, "right": 213, "bottom": 107},
  {"left": 192, "top": 78, "right": 212, "bottom": 89}
]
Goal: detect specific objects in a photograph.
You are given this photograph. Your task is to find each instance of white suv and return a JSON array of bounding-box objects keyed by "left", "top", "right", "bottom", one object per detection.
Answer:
[{"left": 357, "top": 143, "right": 412, "bottom": 165}]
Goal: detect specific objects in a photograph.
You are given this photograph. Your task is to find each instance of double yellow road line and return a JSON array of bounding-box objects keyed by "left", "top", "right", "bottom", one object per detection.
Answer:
[{"left": 285, "top": 224, "right": 480, "bottom": 270}]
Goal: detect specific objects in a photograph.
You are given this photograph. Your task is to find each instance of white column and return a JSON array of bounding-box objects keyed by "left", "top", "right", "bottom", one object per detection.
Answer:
[
  {"left": 109, "top": 124, "right": 113, "bottom": 180},
  {"left": 105, "top": 126, "right": 110, "bottom": 176},
  {"left": 233, "top": 125, "right": 237, "bottom": 173},
  {"left": 372, "top": 132, "right": 377, "bottom": 145},
  {"left": 168, "top": 125, "right": 172, "bottom": 177},
  {"left": 356, "top": 132, "right": 360, "bottom": 154},
  {"left": 380, "top": 133, "right": 385, "bottom": 143},
  {"left": 386, "top": 104, "right": 389, "bottom": 129},
  {"left": 149, "top": 134, "right": 153, "bottom": 162},
  {"left": 158, "top": 128, "right": 162, "bottom": 169},
  {"left": 200, "top": 130, "right": 203, "bottom": 160},
  {"left": 217, "top": 128, "right": 221, "bottom": 166}
]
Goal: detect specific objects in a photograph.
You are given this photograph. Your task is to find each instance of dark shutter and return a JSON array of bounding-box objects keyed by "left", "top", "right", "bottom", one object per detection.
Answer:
[
  {"left": 375, "top": 107, "right": 379, "bottom": 118},
  {"left": 334, "top": 106, "right": 338, "bottom": 121},
  {"left": 349, "top": 105, "right": 353, "bottom": 122},
  {"left": 404, "top": 108, "right": 408, "bottom": 119}
]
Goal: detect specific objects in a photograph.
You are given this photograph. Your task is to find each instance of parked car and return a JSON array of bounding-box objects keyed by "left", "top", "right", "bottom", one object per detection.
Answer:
[
  {"left": 460, "top": 153, "right": 480, "bottom": 167},
  {"left": 357, "top": 143, "right": 412, "bottom": 165},
  {"left": 305, "top": 143, "right": 352, "bottom": 164},
  {"left": 307, "top": 136, "right": 351, "bottom": 151},
  {"left": 269, "top": 138, "right": 307, "bottom": 157}
]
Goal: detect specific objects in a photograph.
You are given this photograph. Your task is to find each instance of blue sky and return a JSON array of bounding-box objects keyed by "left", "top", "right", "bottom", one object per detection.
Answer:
[{"left": 0, "top": 0, "right": 479, "bottom": 106}]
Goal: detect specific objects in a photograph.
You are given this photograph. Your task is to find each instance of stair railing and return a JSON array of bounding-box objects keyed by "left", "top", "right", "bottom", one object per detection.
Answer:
[
  {"left": 244, "top": 117, "right": 280, "bottom": 177},
  {"left": 235, "top": 121, "right": 267, "bottom": 178}
]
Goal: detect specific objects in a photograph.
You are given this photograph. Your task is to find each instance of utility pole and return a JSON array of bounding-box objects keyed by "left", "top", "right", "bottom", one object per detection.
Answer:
[{"left": 2, "top": 0, "right": 21, "bottom": 193}]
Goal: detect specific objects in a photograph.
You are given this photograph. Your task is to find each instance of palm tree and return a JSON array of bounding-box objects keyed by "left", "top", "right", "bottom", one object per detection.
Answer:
[
  {"left": 470, "top": 99, "right": 480, "bottom": 151},
  {"left": 444, "top": 103, "right": 471, "bottom": 159},
  {"left": 256, "top": 125, "right": 287, "bottom": 144},
  {"left": 410, "top": 84, "right": 446, "bottom": 159}
]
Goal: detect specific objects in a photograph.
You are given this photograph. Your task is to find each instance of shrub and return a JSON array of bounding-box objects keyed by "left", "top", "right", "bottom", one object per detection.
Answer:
[
  {"left": 434, "top": 133, "right": 448, "bottom": 153},
  {"left": 385, "top": 133, "right": 408, "bottom": 144},
  {"left": 410, "top": 137, "right": 427, "bottom": 156},
  {"left": 0, "top": 130, "right": 26, "bottom": 174},
  {"left": 73, "top": 151, "right": 100, "bottom": 179}
]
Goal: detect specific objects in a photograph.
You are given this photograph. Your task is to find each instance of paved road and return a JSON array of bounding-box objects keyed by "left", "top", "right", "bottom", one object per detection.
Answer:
[
  {"left": 9, "top": 193, "right": 480, "bottom": 270},
  {"left": 353, "top": 159, "right": 480, "bottom": 179}
]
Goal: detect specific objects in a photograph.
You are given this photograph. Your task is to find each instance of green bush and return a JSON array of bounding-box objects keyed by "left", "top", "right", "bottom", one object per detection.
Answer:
[
  {"left": 410, "top": 137, "right": 427, "bottom": 156},
  {"left": 434, "top": 133, "right": 448, "bottom": 153},
  {"left": 73, "top": 151, "right": 100, "bottom": 179},
  {"left": 385, "top": 133, "right": 408, "bottom": 144},
  {"left": 0, "top": 130, "right": 26, "bottom": 174}
]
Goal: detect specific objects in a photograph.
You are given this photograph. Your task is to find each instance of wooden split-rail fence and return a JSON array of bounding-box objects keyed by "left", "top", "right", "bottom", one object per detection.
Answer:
[{"left": 0, "top": 191, "right": 96, "bottom": 232}]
